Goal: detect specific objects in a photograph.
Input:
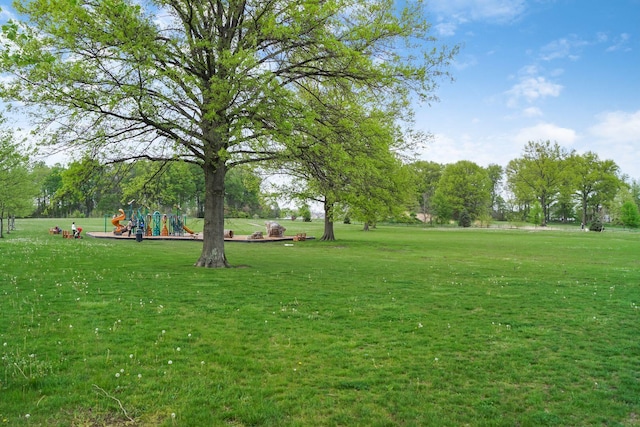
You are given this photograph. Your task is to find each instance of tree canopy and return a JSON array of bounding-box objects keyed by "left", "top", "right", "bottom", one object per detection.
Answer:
[
  {"left": 0, "top": 0, "right": 456, "bottom": 267},
  {"left": 506, "top": 141, "right": 569, "bottom": 226}
]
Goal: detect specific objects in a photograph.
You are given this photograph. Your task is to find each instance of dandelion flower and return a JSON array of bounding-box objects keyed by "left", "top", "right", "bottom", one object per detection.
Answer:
[
  {"left": 115, "top": 373, "right": 120, "bottom": 378},
  {"left": 168, "top": 360, "right": 173, "bottom": 365}
]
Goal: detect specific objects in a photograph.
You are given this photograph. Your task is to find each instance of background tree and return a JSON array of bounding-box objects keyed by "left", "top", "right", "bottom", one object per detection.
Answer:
[
  {"left": 506, "top": 141, "right": 568, "bottom": 226},
  {"left": 620, "top": 200, "right": 640, "bottom": 228},
  {"left": 346, "top": 155, "right": 414, "bottom": 232},
  {"left": 409, "top": 160, "right": 443, "bottom": 225},
  {"left": 224, "top": 166, "right": 264, "bottom": 218},
  {"left": 0, "top": 0, "right": 455, "bottom": 267},
  {"left": 486, "top": 163, "right": 505, "bottom": 220},
  {"left": 53, "top": 157, "right": 104, "bottom": 217},
  {"left": 433, "top": 160, "right": 490, "bottom": 222},
  {"left": 568, "top": 151, "right": 620, "bottom": 228},
  {"left": 528, "top": 201, "right": 543, "bottom": 226},
  {"left": 458, "top": 208, "right": 471, "bottom": 227},
  {"left": 0, "top": 125, "right": 34, "bottom": 237},
  {"left": 269, "top": 79, "right": 416, "bottom": 241}
]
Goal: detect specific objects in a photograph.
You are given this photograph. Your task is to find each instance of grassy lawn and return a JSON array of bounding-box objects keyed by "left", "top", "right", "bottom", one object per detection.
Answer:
[{"left": 1, "top": 218, "right": 639, "bottom": 426}]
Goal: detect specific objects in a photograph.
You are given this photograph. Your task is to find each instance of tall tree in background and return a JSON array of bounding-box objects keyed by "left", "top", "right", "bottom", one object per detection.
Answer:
[
  {"left": 0, "top": 123, "right": 34, "bottom": 237},
  {"left": 31, "top": 161, "right": 60, "bottom": 217},
  {"left": 0, "top": 0, "right": 455, "bottom": 267},
  {"left": 409, "top": 160, "right": 443, "bottom": 224},
  {"left": 224, "top": 166, "right": 264, "bottom": 218},
  {"left": 486, "top": 163, "right": 505, "bottom": 220},
  {"left": 506, "top": 141, "right": 568, "bottom": 226},
  {"left": 54, "top": 157, "right": 104, "bottom": 217},
  {"left": 433, "top": 160, "right": 490, "bottom": 221},
  {"left": 568, "top": 152, "right": 620, "bottom": 227}
]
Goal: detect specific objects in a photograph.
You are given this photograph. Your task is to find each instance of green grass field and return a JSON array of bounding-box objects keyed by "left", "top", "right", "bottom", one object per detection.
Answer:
[{"left": 1, "top": 218, "right": 639, "bottom": 426}]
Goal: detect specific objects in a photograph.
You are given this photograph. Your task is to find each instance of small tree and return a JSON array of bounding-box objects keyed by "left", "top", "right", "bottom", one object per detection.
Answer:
[
  {"left": 458, "top": 209, "right": 471, "bottom": 228},
  {"left": 528, "top": 201, "right": 543, "bottom": 226},
  {"left": 589, "top": 218, "right": 604, "bottom": 232},
  {"left": 298, "top": 204, "right": 312, "bottom": 223}
]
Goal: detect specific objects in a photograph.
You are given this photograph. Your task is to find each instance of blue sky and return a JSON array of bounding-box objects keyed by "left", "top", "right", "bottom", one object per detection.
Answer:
[
  {"left": 1, "top": 0, "right": 638, "bottom": 180},
  {"left": 414, "top": 0, "right": 640, "bottom": 179}
]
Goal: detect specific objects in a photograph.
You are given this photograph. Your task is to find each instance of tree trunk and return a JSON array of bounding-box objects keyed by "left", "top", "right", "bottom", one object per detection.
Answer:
[
  {"left": 194, "top": 160, "right": 229, "bottom": 268},
  {"left": 363, "top": 222, "right": 369, "bottom": 231},
  {"left": 320, "top": 200, "right": 335, "bottom": 241}
]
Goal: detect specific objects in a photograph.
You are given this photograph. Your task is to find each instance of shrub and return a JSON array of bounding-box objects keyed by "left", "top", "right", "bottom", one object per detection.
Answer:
[
  {"left": 589, "top": 219, "right": 604, "bottom": 232},
  {"left": 458, "top": 209, "right": 472, "bottom": 228}
]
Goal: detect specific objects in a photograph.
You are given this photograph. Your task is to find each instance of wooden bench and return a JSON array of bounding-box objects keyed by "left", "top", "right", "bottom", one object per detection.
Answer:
[
  {"left": 62, "top": 230, "right": 72, "bottom": 238},
  {"left": 293, "top": 233, "right": 306, "bottom": 242}
]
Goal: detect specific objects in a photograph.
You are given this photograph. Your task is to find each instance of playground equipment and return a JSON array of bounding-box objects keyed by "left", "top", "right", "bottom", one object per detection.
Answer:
[
  {"left": 62, "top": 227, "right": 82, "bottom": 239},
  {"left": 109, "top": 206, "right": 191, "bottom": 237},
  {"left": 111, "top": 209, "right": 127, "bottom": 234}
]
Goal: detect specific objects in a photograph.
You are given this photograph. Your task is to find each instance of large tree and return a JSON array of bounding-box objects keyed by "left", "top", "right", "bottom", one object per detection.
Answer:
[
  {"left": 567, "top": 151, "right": 620, "bottom": 227},
  {"left": 270, "top": 81, "right": 413, "bottom": 241},
  {"left": 506, "top": 141, "right": 569, "bottom": 226},
  {"left": 433, "top": 160, "right": 491, "bottom": 221},
  {"left": 0, "top": 0, "right": 455, "bottom": 267},
  {"left": 409, "top": 160, "right": 443, "bottom": 224}
]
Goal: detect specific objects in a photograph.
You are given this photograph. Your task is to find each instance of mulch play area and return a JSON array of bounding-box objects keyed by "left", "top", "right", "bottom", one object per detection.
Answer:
[{"left": 86, "top": 231, "right": 312, "bottom": 242}]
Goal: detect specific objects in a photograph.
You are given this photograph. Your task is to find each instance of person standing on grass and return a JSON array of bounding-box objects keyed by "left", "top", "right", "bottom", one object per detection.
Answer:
[{"left": 72, "top": 221, "right": 77, "bottom": 238}]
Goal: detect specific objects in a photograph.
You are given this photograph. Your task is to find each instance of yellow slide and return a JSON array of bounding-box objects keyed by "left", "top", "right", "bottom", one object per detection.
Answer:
[
  {"left": 183, "top": 225, "right": 196, "bottom": 235},
  {"left": 112, "top": 209, "right": 126, "bottom": 234}
]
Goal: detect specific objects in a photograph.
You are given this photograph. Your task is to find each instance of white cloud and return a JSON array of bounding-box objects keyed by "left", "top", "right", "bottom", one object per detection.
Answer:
[
  {"left": 605, "top": 33, "right": 631, "bottom": 52},
  {"left": 514, "top": 123, "right": 577, "bottom": 145},
  {"left": 583, "top": 111, "right": 640, "bottom": 178},
  {"left": 429, "top": 0, "right": 526, "bottom": 22},
  {"left": 588, "top": 110, "right": 640, "bottom": 142},
  {"left": 435, "top": 22, "right": 457, "bottom": 37},
  {"left": 522, "top": 107, "right": 543, "bottom": 118},
  {"left": 428, "top": 0, "right": 526, "bottom": 36},
  {"left": 452, "top": 54, "right": 478, "bottom": 70},
  {"left": 539, "top": 35, "right": 588, "bottom": 61},
  {"left": 419, "top": 132, "right": 517, "bottom": 168},
  {"left": 506, "top": 77, "right": 563, "bottom": 107}
]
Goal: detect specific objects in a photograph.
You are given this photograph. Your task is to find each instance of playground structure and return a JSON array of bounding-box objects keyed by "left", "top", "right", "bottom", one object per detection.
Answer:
[
  {"left": 111, "top": 209, "right": 127, "bottom": 234},
  {"left": 109, "top": 205, "right": 195, "bottom": 238},
  {"left": 49, "top": 225, "right": 82, "bottom": 238}
]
